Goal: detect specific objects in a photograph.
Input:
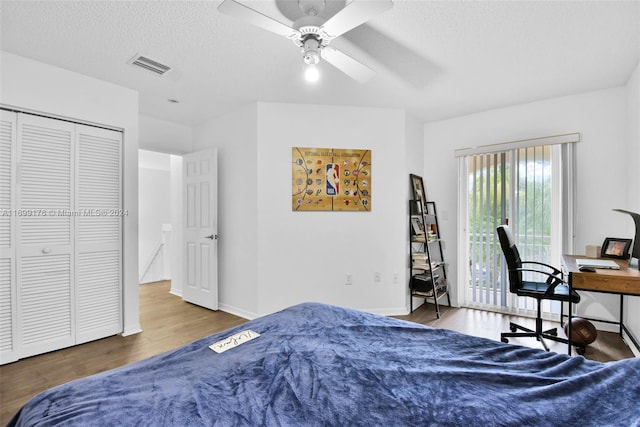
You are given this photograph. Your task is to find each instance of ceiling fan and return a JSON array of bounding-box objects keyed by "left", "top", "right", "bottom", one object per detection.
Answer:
[{"left": 218, "top": 0, "right": 393, "bottom": 83}]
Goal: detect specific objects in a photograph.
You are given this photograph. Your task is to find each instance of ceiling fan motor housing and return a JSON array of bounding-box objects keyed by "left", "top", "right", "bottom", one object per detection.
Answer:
[{"left": 301, "top": 34, "right": 321, "bottom": 64}]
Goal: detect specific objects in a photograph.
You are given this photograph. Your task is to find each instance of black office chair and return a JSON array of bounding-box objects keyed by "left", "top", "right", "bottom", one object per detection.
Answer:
[{"left": 496, "top": 225, "right": 581, "bottom": 352}]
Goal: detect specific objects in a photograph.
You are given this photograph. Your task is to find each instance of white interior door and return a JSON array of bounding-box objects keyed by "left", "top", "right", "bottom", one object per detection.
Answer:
[
  {"left": 74, "top": 124, "right": 123, "bottom": 344},
  {"left": 183, "top": 149, "right": 218, "bottom": 310},
  {"left": 17, "top": 114, "right": 76, "bottom": 358}
]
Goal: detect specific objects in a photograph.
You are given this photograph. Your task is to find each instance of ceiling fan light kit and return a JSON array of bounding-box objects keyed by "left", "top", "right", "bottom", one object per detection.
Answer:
[
  {"left": 217, "top": 0, "right": 393, "bottom": 83},
  {"left": 305, "top": 64, "right": 320, "bottom": 82}
]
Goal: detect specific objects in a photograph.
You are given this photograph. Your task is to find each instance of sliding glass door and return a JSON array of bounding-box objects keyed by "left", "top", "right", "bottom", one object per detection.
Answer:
[{"left": 460, "top": 141, "right": 571, "bottom": 319}]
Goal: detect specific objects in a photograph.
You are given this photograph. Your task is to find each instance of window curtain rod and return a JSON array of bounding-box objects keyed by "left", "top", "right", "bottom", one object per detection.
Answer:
[{"left": 454, "top": 132, "right": 580, "bottom": 157}]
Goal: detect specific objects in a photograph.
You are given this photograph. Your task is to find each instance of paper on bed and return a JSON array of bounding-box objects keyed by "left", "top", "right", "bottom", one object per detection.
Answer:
[{"left": 209, "top": 329, "right": 260, "bottom": 353}]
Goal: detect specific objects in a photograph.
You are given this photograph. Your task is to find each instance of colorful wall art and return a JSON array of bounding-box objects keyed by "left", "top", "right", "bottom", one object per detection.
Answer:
[{"left": 292, "top": 147, "right": 372, "bottom": 211}]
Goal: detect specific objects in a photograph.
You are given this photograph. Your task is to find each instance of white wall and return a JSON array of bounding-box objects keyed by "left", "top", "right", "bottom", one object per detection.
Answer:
[
  {"left": 169, "top": 155, "right": 184, "bottom": 296},
  {"left": 138, "top": 150, "right": 172, "bottom": 284},
  {"left": 255, "top": 103, "right": 408, "bottom": 316},
  {"left": 139, "top": 114, "right": 193, "bottom": 155},
  {"left": 625, "top": 61, "right": 640, "bottom": 214},
  {"left": 405, "top": 114, "right": 427, "bottom": 309},
  {"left": 623, "top": 61, "right": 640, "bottom": 353},
  {"left": 423, "top": 85, "right": 638, "bottom": 342},
  {"left": 0, "top": 51, "right": 141, "bottom": 335}
]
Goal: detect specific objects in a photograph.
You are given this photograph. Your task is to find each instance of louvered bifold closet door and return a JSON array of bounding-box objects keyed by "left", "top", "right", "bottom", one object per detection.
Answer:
[
  {"left": 75, "top": 124, "right": 122, "bottom": 344},
  {"left": 17, "top": 114, "right": 76, "bottom": 358},
  {"left": 0, "top": 112, "right": 18, "bottom": 364}
]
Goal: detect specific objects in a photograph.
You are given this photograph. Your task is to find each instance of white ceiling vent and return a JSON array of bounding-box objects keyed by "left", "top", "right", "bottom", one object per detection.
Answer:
[{"left": 127, "top": 54, "right": 171, "bottom": 76}]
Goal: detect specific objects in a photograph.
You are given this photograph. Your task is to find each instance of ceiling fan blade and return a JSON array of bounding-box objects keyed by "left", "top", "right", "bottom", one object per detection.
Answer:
[
  {"left": 342, "top": 25, "right": 440, "bottom": 88},
  {"left": 218, "top": 0, "right": 300, "bottom": 39},
  {"left": 320, "top": 0, "right": 393, "bottom": 39},
  {"left": 321, "top": 46, "right": 375, "bottom": 83}
]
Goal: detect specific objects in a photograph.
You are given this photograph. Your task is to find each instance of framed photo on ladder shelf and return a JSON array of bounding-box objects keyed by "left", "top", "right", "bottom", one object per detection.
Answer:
[{"left": 410, "top": 174, "right": 427, "bottom": 211}]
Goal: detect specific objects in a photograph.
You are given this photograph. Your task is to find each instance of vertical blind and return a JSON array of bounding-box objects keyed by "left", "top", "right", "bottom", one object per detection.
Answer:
[
  {"left": 457, "top": 133, "right": 578, "bottom": 318},
  {"left": 467, "top": 151, "right": 507, "bottom": 307}
]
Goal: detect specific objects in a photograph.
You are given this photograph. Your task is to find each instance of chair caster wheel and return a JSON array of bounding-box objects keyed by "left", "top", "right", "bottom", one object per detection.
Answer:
[
  {"left": 510, "top": 325, "right": 517, "bottom": 332},
  {"left": 576, "top": 346, "right": 586, "bottom": 355},
  {"left": 501, "top": 337, "right": 509, "bottom": 344},
  {"left": 548, "top": 330, "right": 557, "bottom": 336}
]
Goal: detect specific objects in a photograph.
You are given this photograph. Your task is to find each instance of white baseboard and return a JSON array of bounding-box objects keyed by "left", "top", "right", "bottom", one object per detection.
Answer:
[
  {"left": 218, "top": 302, "right": 257, "bottom": 320},
  {"left": 122, "top": 325, "right": 142, "bottom": 336},
  {"left": 366, "top": 306, "right": 413, "bottom": 316}
]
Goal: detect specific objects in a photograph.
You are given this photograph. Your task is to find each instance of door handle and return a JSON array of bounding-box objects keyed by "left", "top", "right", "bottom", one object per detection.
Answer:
[{"left": 205, "top": 234, "right": 218, "bottom": 240}]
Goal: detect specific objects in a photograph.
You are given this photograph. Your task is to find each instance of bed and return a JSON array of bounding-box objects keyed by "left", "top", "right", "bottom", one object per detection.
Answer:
[{"left": 9, "top": 302, "right": 640, "bottom": 426}]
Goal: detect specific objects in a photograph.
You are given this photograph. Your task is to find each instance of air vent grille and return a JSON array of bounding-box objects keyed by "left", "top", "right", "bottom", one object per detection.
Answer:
[{"left": 127, "top": 54, "right": 171, "bottom": 76}]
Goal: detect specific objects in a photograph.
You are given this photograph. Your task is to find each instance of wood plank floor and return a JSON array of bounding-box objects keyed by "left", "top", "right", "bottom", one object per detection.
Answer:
[
  {"left": 395, "top": 302, "right": 635, "bottom": 361},
  {"left": 0, "top": 281, "right": 634, "bottom": 425}
]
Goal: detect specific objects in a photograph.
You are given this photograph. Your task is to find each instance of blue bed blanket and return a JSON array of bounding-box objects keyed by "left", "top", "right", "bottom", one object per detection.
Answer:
[{"left": 9, "top": 302, "right": 640, "bottom": 426}]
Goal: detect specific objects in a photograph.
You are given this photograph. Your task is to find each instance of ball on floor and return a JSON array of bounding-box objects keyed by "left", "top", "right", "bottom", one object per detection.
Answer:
[{"left": 563, "top": 317, "right": 597, "bottom": 345}]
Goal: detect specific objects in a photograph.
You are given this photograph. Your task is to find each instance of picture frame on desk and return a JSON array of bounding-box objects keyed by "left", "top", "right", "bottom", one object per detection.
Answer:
[{"left": 600, "top": 237, "right": 632, "bottom": 259}]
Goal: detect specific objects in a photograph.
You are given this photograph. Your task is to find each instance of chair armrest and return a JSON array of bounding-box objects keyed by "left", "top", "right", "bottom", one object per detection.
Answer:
[{"left": 521, "top": 261, "right": 562, "bottom": 275}]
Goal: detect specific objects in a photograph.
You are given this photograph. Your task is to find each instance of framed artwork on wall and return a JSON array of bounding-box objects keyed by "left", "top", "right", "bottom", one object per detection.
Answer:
[{"left": 292, "top": 147, "right": 371, "bottom": 211}]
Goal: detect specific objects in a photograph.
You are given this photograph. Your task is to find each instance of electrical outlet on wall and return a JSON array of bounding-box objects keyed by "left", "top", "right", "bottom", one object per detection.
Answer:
[
  {"left": 374, "top": 272, "right": 381, "bottom": 283},
  {"left": 345, "top": 273, "right": 353, "bottom": 285},
  {"left": 393, "top": 272, "right": 399, "bottom": 284}
]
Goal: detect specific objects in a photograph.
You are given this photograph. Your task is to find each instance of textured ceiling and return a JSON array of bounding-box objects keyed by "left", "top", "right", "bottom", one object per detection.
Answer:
[{"left": 1, "top": 0, "right": 639, "bottom": 127}]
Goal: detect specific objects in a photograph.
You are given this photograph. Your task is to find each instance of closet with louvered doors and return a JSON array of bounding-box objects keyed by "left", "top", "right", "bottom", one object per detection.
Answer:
[{"left": 0, "top": 110, "right": 123, "bottom": 364}]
